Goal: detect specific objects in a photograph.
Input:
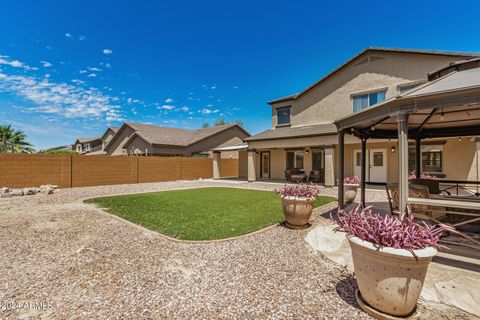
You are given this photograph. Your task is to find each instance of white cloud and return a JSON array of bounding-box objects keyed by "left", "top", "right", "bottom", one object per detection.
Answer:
[
  {"left": 78, "top": 35, "right": 86, "bottom": 40},
  {"left": 165, "top": 98, "right": 174, "bottom": 103},
  {"left": 0, "top": 71, "right": 123, "bottom": 122},
  {"left": 164, "top": 120, "right": 178, "bottom": 124},
  {"left": 40, "top": 60, "right": 52, "bottom": 67},
  {"left": 88, "top": 67, "right": 102, "bottom": 72},
  {"left": 71, "top": 79, "right": 84, "bottom": 84},
  {"left": 103, "top": 49, "right": 113, "bottom": 54},
  {"left": 159, "top": 105, "right": 175, "bottom": 110},
  {"left": 200, "top": 108, "right": 219, "bottom": 115},
  {"left": 180, "top": 106, "right": 190, "bottom": 112},
  {"left": 79, "top": 70, "right": 87, "bottom": 74},
  {"left": 0, "top": 56, "right": 35, "bottom": 70},
  {"left": 65, "top": 33, "right": 72, "bottom": 38},
  {"left": 232, "top": 86, "right": 239, "bottom": 90},
  {"left": 87, "top": 73, "right": 97, "bottom": 77},
  {"left": 211, "top": 85, "right": 216, "bottom": 89},
  {"left": 104, "top": 63, "right": 112, "bottom": 68}
]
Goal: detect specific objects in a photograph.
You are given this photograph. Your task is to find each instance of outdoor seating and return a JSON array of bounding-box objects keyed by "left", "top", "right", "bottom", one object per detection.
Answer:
[
  {"left": 386, "top": 183, "right": 480, "bottom": 245},
  {"left": 284, "top": 169, "right": 307, "bottom": 182},
  {"left": 308, "top": 170, "right": 324, "bottom": 183}
]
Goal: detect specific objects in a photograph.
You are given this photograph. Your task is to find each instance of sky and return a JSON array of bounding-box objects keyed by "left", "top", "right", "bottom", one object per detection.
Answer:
[{"left": 1, "top": 0, "right": 480, "bottom": 150}]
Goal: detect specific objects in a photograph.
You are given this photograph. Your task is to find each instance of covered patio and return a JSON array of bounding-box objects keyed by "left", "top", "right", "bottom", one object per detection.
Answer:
[{"left": 335, "top": 58, "right": 480, "bottom": 247}]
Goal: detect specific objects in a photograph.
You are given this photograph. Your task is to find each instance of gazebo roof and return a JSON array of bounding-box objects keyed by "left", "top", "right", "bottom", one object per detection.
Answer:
[{"left": 334, "top": 60, "right": 480, "bottom": 139}]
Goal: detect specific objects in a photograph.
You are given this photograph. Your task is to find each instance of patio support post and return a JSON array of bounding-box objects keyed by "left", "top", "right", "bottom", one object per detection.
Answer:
[
  {"left": 338, "top": 130, "right": 345, "bottom": 209},
  {"left": 415, "top": 136, "right": 421, "bottom": 179},
  {"left": 397, "top": 113, "right": 409, "bottom": 213},
  {"left": 213, "top": 151, "right": 221, "bottom": 180},
  {"left": 360, "top": 137, "right": 367, "bottom": 206},
  {"left": 247, "top": 149, "right": 256, "bottom": 182}
]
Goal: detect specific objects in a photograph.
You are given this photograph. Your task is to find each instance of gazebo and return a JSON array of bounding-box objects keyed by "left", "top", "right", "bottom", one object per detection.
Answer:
[{"left": 334, "top": 58, "right": 480, "bottom": 218}]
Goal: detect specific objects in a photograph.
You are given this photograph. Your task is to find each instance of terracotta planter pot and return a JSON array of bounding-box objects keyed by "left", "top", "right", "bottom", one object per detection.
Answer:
[
  {"left": 348, "top": 236, "right": 437, "bottom": 316},
  {"left": 281, "top": 197, "right": 314, "bottom": 228},
  {"left": 344, "top": 184, "right": 358, "bottom": 203}
]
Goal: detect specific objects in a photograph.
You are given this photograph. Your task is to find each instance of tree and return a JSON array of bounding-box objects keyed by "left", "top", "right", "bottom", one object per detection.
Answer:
[
  {"left": 0, "top": 125, "right": 34, "bottom": 153},
  {"left": 202, "top": 122, "right": 210, "bottom": 128},
  {"left": 234, "top": 119, "right": 244, "bottom": 126},
  {"left": 214, "top": 118, "right": 226, "bottom": 126}
]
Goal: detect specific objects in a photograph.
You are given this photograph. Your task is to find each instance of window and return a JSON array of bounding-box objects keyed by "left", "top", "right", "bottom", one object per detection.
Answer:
[
  {"left": 312, "top": 149, "right": 325, "bottom": 172},
  {"left": 103, "top": 140, "right": 109, "bottom": 149},
  {"left": 399, "top": 83, "right": 419, "bottom": 94},
  {"left": 277, "top": 106, "right": 291, "bottom": 125},
  {"left": 76, "top": 144, "right": 82, "bottom": 152},
  {"left": 286, "top": 150, "right": 304, "bottom": 169},
  {"left": 84, "top": 143, "right": 91, "bottom": 152},
  {"left": 353, "top": 91, "right": 386, "bottom": 112},
  {"left": 408, "top": 145, "right": 443, "bottom": 174}
]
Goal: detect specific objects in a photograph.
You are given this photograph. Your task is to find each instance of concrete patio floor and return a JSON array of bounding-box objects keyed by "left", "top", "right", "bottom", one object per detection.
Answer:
[{"left": 0, "top": 180, "right": 476, "bottom": 319}]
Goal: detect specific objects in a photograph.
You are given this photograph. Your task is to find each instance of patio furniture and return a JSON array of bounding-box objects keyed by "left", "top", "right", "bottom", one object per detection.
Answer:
[
  {"left": 386, "top": 184, "right": 480, "bottom": 245},
  {"left": 285, "top": 169, "right": 307, "bottom": 182},
  {"left": 410, "top": 178, "right": 450, "bottom": 196},
  {"left": 308, "top": 170, "right": 324, "bottom": 183},
  {"left": 386, "top": 183, "right": 446, "bottom": 220}
]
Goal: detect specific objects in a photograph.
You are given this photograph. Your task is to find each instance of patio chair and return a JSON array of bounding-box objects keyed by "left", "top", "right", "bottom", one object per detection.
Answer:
[
  {"left": 308, "top": 170, "right": 324, "bottom": 183},
  {"left": 284, "top": 169, "right": 307, "bottom": 183},
  {"left": 410, "top": 178, "right": 450, "bottom": 196},
  {"left": 385, "top": 183, "right": 446, "bottom": 220}
]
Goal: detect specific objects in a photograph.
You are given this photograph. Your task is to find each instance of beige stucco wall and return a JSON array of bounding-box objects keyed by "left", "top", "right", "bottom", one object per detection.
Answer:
[
  {"left": 270, "top": 52, "right": 463, "bottom": 128},
  {"left": 185, "top": 126, "right": 249, "bottom": 156},
  {"left": 106, "top": 126, "right": 136, "bottom": 155},
  {"left": 102, "top": 130, "right": 117, "bottom": 151}
]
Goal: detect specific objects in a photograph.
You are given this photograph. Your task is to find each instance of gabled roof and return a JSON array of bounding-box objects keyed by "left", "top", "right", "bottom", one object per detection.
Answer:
[
  {"left": 245, "top": 123, "right": 337, "bottom": 142},
  {"left": 107, "top": 122, "right": 250, "bottom": 150},
  {"left": 74, "top": 136, "right": 102, "bottom": 144},
  {"left": 268, "top": 47, "right": 480, "bottom": 105},
  {"left": 100, "top": 126, "right": 120, "bottom": 141}
]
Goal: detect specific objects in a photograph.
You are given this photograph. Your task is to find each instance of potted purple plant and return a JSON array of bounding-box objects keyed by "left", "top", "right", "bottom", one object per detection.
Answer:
[
  {"left": 343, "top": 176, "right": 361, "bottom": 203},
  {"left": 335, "top": 205, "right": 453, "bottom": 317},
  {"left": 277, "top": 184, "right": 319, "bottom": 229}
]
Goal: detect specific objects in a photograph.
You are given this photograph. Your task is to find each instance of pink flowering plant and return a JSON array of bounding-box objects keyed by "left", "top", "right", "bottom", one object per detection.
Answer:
[
  {"left": 276, "top": 184, "right": 319, "bottom": 199},
  {"left": 344, "top": 176, "right": 361, "bottom": 185},
  {"left": 408, "top": 171, "right": 438, "bottom": 182},
  {"left": 335, "top": 205, "right": 454, "bottom": 252}
]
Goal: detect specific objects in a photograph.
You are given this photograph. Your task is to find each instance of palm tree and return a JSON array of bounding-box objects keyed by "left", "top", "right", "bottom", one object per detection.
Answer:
[{"left": 0, "top": 125, "right": 34, "bottom": 153}]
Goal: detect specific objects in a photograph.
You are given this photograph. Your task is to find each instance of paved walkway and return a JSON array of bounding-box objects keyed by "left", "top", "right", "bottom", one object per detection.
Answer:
[{"left": 0, "top": 180, "right": 474, "bottom": 319}]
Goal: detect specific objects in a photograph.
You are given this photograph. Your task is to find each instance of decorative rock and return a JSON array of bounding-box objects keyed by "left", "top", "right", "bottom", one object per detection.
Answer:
[
  {"left": 1, "top": 193, "right": 13, "bottom": 198},
  {"left": 9, "top": 189, "right": 24, "bottom": 196},
  {"left": 40, "top": 188, "right": 55, "bottom": 195},
  {"left": 0, "top": 187, "right": 11, "bottom": 194},
  {"left": 23, "top": 188, "right": 41, "bottom": 195}
]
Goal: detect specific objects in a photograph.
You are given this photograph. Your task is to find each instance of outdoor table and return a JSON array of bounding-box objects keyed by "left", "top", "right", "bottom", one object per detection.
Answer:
[
  {"left": 290, "top": 174, "right": 307, "bottom": 183},
  {"left": 408, "top": 197, "right": 480, "bottom": 245}
]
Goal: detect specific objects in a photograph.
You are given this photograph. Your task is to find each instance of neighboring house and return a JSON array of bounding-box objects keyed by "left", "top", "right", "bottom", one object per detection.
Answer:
[
  {"left": 245, "top": 47, "right": 480, "bottom": 185},
  {"left": 74, "top": 136, "right": 102, "bottom": 154},
  {"left": 104, "top": 122, "right": 250, "bottom": 157},
  {"left": 74, "top": 127, "right": 119, "bottom": 155}
]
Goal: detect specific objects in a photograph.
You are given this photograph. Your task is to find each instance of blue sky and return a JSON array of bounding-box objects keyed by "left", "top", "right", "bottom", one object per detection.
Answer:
[{"left": 1, "top": 0, "right": 480, "bottom": 149}]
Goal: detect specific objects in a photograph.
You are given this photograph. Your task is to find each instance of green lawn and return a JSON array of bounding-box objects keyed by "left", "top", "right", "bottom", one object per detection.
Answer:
[{"left": 85, "top": 187, "right": 336, "bottom": 240}]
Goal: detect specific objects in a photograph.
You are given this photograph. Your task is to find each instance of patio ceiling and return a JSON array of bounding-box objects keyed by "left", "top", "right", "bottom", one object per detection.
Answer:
[{"left": 335, "top": 65, "right": 480, "bottom": 139}]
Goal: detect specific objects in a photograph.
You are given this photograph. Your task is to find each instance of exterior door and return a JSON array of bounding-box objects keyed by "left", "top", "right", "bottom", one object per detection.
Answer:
[
  {"left": 369, "top": 149, "right": 387, "bottom": 183},
  {"left": 260, "top": 152, "right": 270, "bottom": 178}
]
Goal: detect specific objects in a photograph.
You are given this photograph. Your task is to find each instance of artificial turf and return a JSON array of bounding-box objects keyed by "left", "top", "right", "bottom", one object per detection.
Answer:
[{"left": 85, "top": 187, "right": 336, "bottom": 240}]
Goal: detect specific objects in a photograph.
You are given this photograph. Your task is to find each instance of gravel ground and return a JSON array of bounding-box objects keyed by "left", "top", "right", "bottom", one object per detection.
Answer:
[{"left": 0, "top": 180, "right": 472, "bottom": 319}]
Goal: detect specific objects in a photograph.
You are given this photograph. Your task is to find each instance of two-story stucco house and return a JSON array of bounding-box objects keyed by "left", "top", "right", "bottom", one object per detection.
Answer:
[
  {"left": 74, "top": 126, "right": 119, "bottom": 155},
  {"left": 245, "top": 47, "right": 480, "bottom": 185}
]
